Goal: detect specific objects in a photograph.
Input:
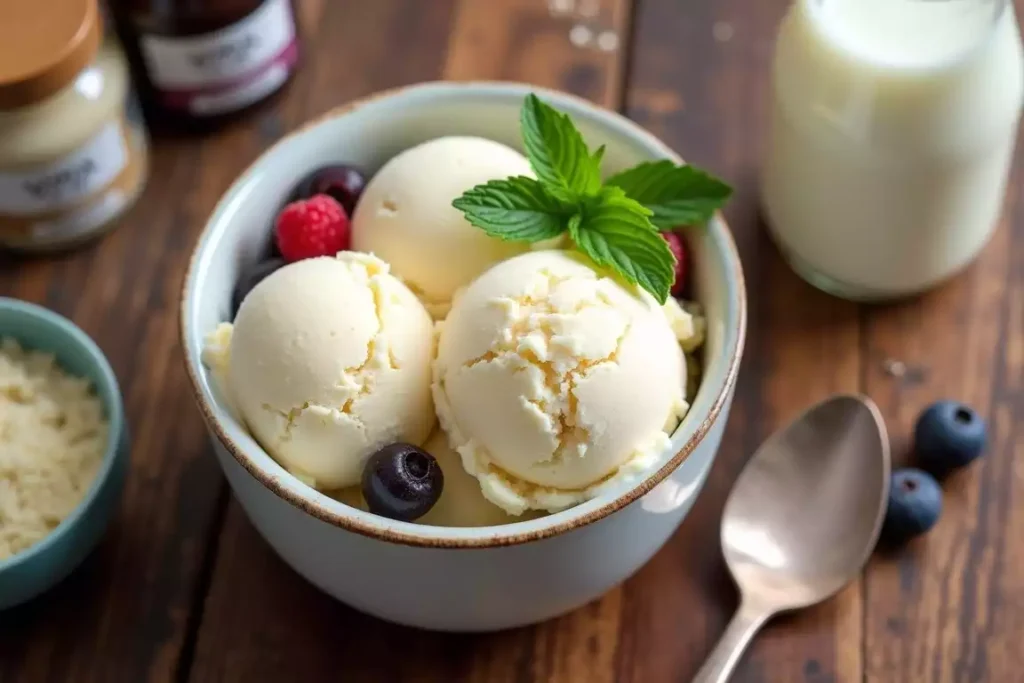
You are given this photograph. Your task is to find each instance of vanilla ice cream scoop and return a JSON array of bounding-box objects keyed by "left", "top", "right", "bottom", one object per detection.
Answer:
[
  {"left": 432, "top": 250, "right": 690, "bottom": 515},
  {"left": 351, "top": 136, "right": 535, "bottom": 316},
  {"left": 227, "top": 252, "right": 435, "bottom": 490}
]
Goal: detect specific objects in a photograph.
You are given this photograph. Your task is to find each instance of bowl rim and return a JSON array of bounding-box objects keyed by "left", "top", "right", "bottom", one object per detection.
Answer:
[
  {"left": 0, "top": 297, "right": 126, "bottom": 573},
  {"left": 179, "top": 80, "right": 747, "bottom": 549}
]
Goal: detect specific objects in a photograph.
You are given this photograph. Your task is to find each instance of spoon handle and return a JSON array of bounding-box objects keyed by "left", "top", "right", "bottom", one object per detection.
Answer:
[{"left": 691, "top": 602, "right": 771, "bottom": 683}]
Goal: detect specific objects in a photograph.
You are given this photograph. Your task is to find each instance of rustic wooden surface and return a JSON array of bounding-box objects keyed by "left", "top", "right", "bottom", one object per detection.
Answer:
[{"left": 1, "top": 0, "right": 1022, "bottom": 680}]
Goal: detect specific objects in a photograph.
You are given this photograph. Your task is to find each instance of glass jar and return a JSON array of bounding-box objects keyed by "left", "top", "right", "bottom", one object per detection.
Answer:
[
  {"left": 0, "top": 0, "right": 149, "bottom": 253},
  {"left": 111, "top": 0, "right": 300, "bottom": 127},
  {"left": 762, "top": 0, "right": 1023, "bottom": 300}
]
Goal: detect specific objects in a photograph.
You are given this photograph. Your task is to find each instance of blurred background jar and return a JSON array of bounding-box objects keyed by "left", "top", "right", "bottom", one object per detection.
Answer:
[
  {"left": 762, "top": 0, "right": 1023, "bottom": 301},
  {"left": 109, "top": 0, "right": 301, "bottom": 129},
  {"left": 0, "top": 0, "right": 149, "bottom": 254}
]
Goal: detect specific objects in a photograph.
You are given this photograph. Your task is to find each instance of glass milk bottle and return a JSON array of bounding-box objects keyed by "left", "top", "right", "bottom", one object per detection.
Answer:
[{"left": 762, "top": 0, "right": 1023, "bottom": 300}]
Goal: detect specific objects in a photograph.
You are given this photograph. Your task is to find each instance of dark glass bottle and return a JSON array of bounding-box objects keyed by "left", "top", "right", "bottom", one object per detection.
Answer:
[{"left": 110, "top": 0, "right": 300, "bottom": 130}]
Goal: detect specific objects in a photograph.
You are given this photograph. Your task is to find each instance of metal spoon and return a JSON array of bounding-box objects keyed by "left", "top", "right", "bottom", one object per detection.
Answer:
[{"left": 692, "top": 394, "right": 890, "bottom": 683}]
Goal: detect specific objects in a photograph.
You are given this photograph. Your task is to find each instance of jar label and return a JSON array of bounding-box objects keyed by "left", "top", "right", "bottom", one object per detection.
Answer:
[
  {"left": 0, "top": 122, "right": 128, "bottom": 216},
  {"left": 139, "top": 0, "right": 298, "bottom": 115},
  {"left": 29, "top": 189, "right": 128, "bottom": 242}
]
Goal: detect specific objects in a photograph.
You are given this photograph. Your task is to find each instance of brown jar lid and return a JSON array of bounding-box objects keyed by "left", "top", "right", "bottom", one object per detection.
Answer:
[{"left": 0, "top": 0, "right": 102, "bottom": 109}]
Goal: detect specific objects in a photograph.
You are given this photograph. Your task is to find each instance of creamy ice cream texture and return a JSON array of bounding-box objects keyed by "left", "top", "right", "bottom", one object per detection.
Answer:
[
  {"left": 224, "top": 252, "right": 436, "bottom": 490},
  {"left": 433, "top": 250, "right": 693, "bottom": 515},
  {"left": 351, "top": 136, "right": 540, "bottom": 316},
  {"left": 420, "top": 428, "right": 546, "bottom": 526}
]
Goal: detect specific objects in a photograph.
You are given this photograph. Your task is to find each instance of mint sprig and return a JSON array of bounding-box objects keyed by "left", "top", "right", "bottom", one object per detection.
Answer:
[
  {"left": 574, "top": 187, "right": 676, "bottom": 303},
  {"left": 521, "top": 93, "right": 602, "bottom": 199},
  {"left": 452, "top": 94, "right": 733, "bottom": 303},
  {"left": 452, "top": 176, "right": 572, "bottom": 242},
  {"left": 606, "top": 160, "right": 733, "bottom": 230}
]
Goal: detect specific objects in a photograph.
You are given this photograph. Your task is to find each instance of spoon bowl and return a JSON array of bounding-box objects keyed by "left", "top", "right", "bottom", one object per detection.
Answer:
[
  {"left": 694, "top": 394, "right": 890, "bottom": 682},
  {"left": 722, "top": 394, "right": 890, "bottom": 609}
]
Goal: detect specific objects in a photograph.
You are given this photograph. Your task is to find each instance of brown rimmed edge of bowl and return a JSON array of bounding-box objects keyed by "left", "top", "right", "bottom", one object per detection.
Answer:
[{"left": 178, "top": 80, "right": 748, "bottom": 549}]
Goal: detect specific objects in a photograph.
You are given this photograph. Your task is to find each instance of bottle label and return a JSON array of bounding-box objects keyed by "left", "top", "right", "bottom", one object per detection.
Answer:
[
  {"left": 139, "top": 0, "right": 298, "bottom": 115},
  {"left": 0, "top": 122, "right": 128, "bottom": 216}
]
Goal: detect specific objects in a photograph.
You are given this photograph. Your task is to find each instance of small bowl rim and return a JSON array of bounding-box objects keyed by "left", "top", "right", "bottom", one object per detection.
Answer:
[
  {"left": 179, "top": 80, "right": 747, "bottom": 549},
  {"left": 0, "top": 297, "right": 126, "bottom": 573}
]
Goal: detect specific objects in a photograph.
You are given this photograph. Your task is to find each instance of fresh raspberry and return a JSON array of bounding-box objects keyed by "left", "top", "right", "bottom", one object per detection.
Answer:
[
  {"left": 662, "top": 231, "right": 688, "bottom": 297},
  {"left": 274, "top": 194, "right": 351, "bottom": 262}
]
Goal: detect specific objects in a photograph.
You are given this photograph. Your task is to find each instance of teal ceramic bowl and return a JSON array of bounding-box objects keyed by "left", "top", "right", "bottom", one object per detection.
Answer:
[{"left": 0, "top": 297, "right": 128, "bottom": 609}]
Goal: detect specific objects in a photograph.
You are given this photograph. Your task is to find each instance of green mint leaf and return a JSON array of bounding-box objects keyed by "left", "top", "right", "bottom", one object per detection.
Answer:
[
  {"left": 605, "top": 160, "right": 733, "bottom": 230},
  {"left": 520, "top": 93, "right": 602, "bottom": 198},
  {"left": 452, "top": 176, "right": 571, "bottom": 242},
  {"left": 567, "top": 213, "right": 583, "bottom": 235},
  {"left": 569, "top": 187, "right": 675, "bottom": 303}
]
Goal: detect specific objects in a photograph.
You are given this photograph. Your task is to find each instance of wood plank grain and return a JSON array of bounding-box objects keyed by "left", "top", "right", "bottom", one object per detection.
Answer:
[
  {"left": 184, "top": 1, "right": 634, "bottom": 682},
  {"left": 619, "top": 1, "right": 864, "bottom": 681},
  {"left": 860, "top": 1, "right": 1024, "bottom": 674},
  {"left": 860, "top": 96, "right": 1024, "bottom": 683},
  {"left": 444, "top": 0, "right": 631, "bottom": 105}
]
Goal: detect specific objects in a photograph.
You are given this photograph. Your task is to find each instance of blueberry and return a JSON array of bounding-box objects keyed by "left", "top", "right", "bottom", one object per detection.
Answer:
[
  {"left": 913, "top": 400, "right": 987, "bottom": 478},
  {"left": 361, "top": 443, "right": 443, "bottom": 521},
  {"left": 291, "top": 164, "right": 367, "bottom": 216},
  {"left": 881, "top": 468, "right": 943, "bottom": 545},
  {"left": 232, "top": 258, "right": 285, "bottom": 316}
]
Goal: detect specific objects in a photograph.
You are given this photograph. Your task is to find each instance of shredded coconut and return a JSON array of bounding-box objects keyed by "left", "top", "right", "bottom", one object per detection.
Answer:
[{"left": 0, "top": 338, "right": 108, "bottom": 560}]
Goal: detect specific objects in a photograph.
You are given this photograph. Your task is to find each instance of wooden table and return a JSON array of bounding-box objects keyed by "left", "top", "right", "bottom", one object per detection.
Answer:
[{"left": 2, "top": 1, "right": 1023, "bottom": 680}]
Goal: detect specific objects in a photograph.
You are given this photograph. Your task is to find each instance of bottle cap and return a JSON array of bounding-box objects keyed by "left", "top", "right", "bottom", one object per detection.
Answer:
[{"left": 0, "top": 0, "right": 102, "bottom": 109}]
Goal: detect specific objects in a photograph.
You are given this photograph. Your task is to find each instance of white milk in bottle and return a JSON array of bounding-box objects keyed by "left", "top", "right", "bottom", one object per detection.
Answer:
[{"left": 762, "top": 0, "right": 1023, "bottom": 299}]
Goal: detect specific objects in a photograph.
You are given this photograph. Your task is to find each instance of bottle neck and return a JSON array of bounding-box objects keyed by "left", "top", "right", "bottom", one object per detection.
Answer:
[{"left": 805, "top": 0, "right": 1008, "bottom": 69}]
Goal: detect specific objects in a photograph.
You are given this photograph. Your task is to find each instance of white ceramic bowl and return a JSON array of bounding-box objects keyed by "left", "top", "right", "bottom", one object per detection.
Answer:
[{"left": 180, "top": 81, "right": 746, "bottom": 632}]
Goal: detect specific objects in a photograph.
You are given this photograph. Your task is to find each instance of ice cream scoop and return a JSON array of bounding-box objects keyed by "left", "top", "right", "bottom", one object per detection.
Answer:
[
  {"left": 433, "top": 250, "right": 690, "bottom": 515},
  {"left": 350, "top": 136, "right": 536, "bottom": 316},
  {"left": 226, "top": 252, "right": 435, "bottom": 490}
]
